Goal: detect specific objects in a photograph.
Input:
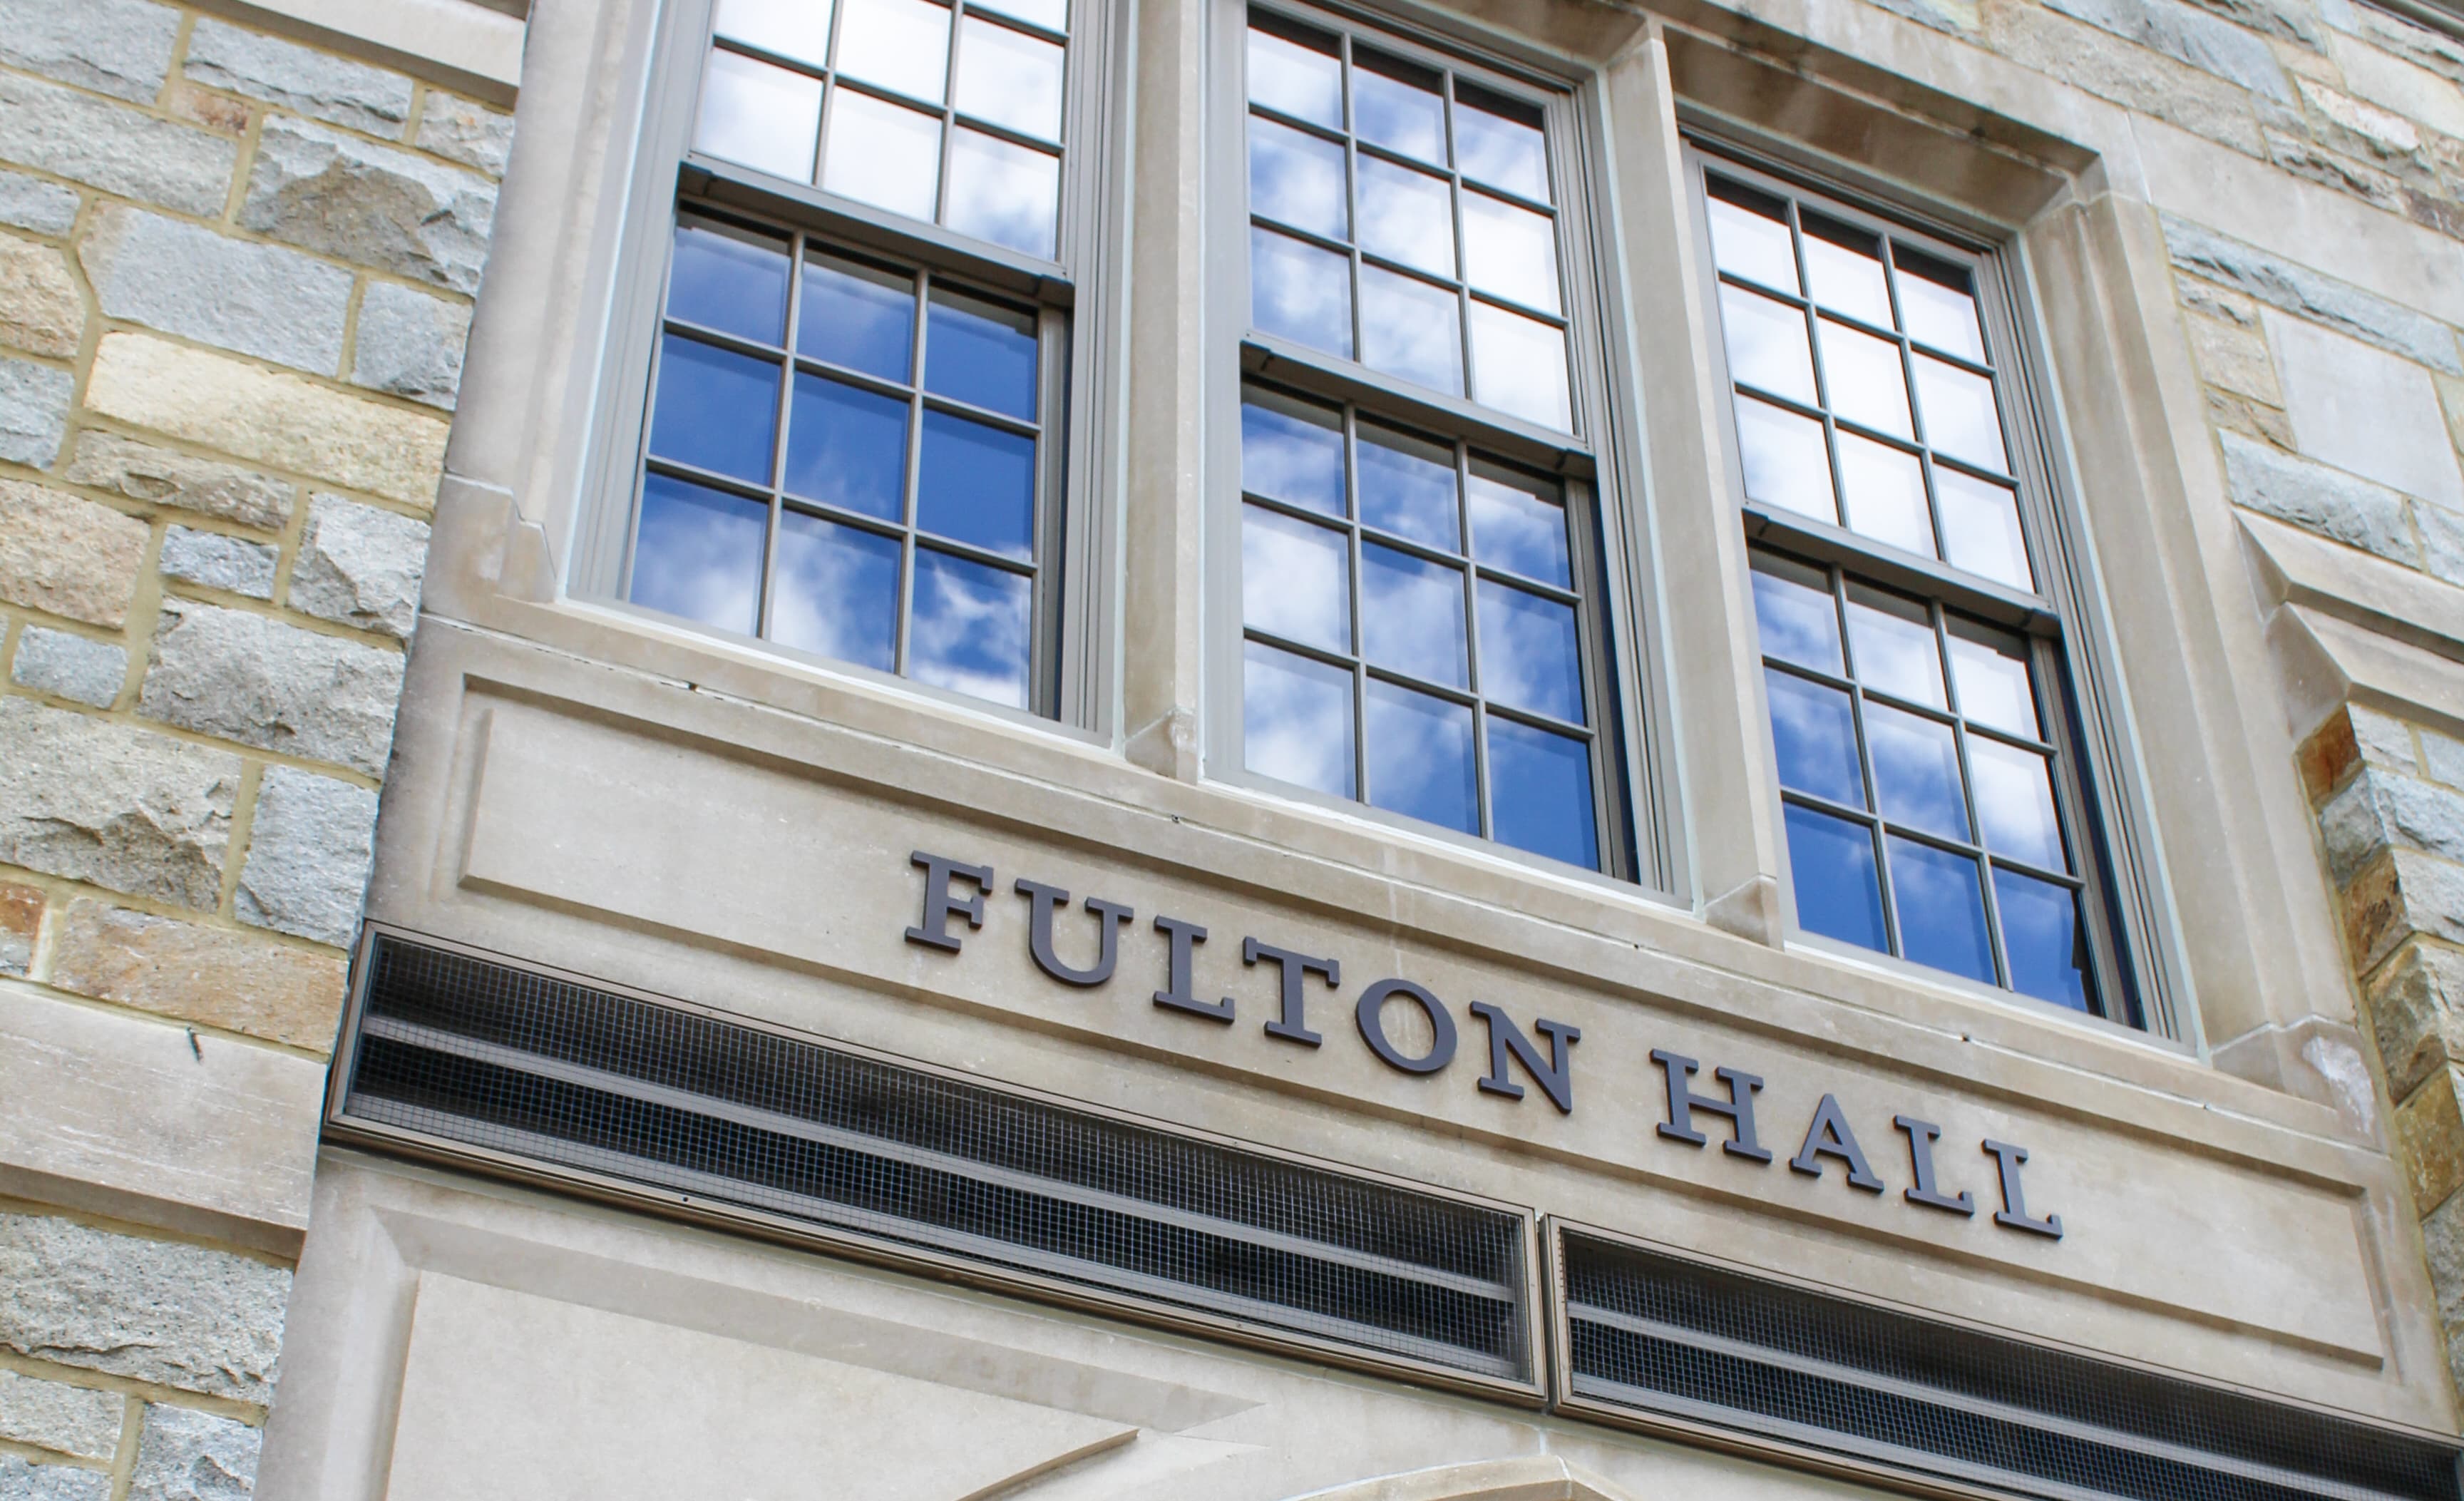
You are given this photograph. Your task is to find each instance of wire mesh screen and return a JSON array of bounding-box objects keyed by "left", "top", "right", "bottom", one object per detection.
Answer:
[
  {"left": 337, "top": 933, "right": 1534, "bottom": 1383},
  {"left": 1559, "top": 1229, "right": 2459, "bottom": 1501}
]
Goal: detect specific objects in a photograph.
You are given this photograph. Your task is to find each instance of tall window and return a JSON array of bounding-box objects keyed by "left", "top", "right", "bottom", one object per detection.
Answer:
[{"left": 1696, "top": 156, "right": 2134, "bottom": 1023}]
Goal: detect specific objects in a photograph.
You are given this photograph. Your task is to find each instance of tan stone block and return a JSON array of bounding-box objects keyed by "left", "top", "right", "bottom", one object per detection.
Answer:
[
  {"left": 2368, "top": 941, "right": 2464, "bottom": 1100},
  {"left": 2187, "top": 312, "right": 2284, "bottom": 405},
  {"left": 0, "top": 233, "right": 81, "bottom": 359},
  {"left": 83, "top": 333, "right": 447, "bottom": 508},
  {"left": 2344, "top": 850, "right": 2408, "bottom": 970},
  {"left": 63, "top": 431, "right": 293, "bottom": 531},
  {"left": 50, "top": 900, "right": 346, "bottom": 1052},
  {"left": 0, "top": 880, "right": 38, "bottom": 978},
  {"left": 0, "top": 478, "right": 145, "bottom": 627},
  {"left": 2204, "top": 389, "right": 2296, "bottom": 451},
  {"left": 2299, "top": 708, "right": 2361, "bottom": 805},
  {"left": 2398, "top": 1065, "right": 2464, "bottom": 1212}
]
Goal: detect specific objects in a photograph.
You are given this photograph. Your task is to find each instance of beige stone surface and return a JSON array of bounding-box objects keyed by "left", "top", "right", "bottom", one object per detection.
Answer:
[
  {"left": 2400, "top": 1065, "right": 2464, "bottom": 1212},
  {"left": 63, "top": 432, "right": 294, "bottom": 531},
  {"left": 83, "top": 334, "right": 448, "bottom": 508},
  {"left": 51, "top": 901, "right": 347, "bottom": 1052},
  {"left": 2187, "top": 311, "right": 2283, "bottom": 404},
  {"left": 0, "top": 232, "right": 81, "bottom": 359},
  {"left": 0, "top": 880, "right": 38, "bottom": 978},
  {"left": 0, "top": 478, "right": 145, "bottom": 628}
]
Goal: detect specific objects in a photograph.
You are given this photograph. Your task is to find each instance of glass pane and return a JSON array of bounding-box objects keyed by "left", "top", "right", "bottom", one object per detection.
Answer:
[
  {"left": 1898, "top": 252, "right": 1985, "bottom": 362},
  {"left": 1241, "top": 387, "right": 1345, "bottom": 516},
  {"left": 1784, "top": 803, "right": 1886, "bottom": 951},
  {"left": 1353, "top": 51, "right": 1444, "bottom": 165},
  {"left": 1844, "top": 588, "right": 1944, "bottom": 708},
  {"left": 1936, "top": 468, "right": 2033, "bottom": 590},
  {"left": 1247, "top": 24, "right": 1340, "bottom": 129},
  {"left": 1889, "top": 836, "right": 1995, "bottom": 984},
  {"left": 697, "top": 48, "right": 823, "bottom": 181},
  {"left": 1468, "top": 301, "right": 1569, "bottom": 430},
  {"left": 1718, "top": 285, "right": 1814, "bottom": 405},
  {"left": 1251, "top": 226, "right": 1352, "bottom": 359},
  {"left": 1800, "top": 215, "right": 1891, "bottom": 329},
  {"left": 1765, "top": 668, "right": 1864, "bottom": 808},
  {"left": 1819, "top": 318, "right": 1911, "bottom": 439},
  {"left": 1461, "top": 191, "right": 1559, "bottom": 314},
  {"left": 1477, "top": 579, "right": 1582, "bottom": 724},
  {"left": 1358, "top": 421, "right": 1457, "bottom": 550},
  {"left": 632, "top": 474, "right": 767, "bottom": 635},
  {"left": 1241, "top": 504, "right": 1349, "bottom": 653},
  {"left": 1866, "top": 702, "right": 1968, "bottom": 841},
  {"left": 650, "top": 334, "right": 778, "bottom": 484},
  {"left": 916, "top": 409, "right": 1035, "bottom": 558},
  {"left": 909, "top": 548, "right": 1032, "bottom": 707},
  {"left": 1705, "top": 180, "right": 1797, "bottom": 294},
  {"left": 972, "top": 0, "right": 1063, "bottom": 34},
  {"left": 954, "top": 15, "right": 1064, "bottom": 140},
  {"left": 1466, "top": 463, "right": 1568, "bottom": 587},
  {"left": 1356, "top": 158, "right": 1454, "bottom": 280},
  {"left": 821, "top": 89, "right": 941, "bottom": 220},
  {"left": 784, "top": 373, "right": 908, "bottom": 521},
  {"left": 1365, "top": 680, "right": 1477, "bottom": 834},
  {"left": 799, "top": 252, "right": 913, "bottom": 379},
  {"left": 1995, "top": 869, "right": 2092, "bottom": 1011},
  {"left": 714, "top": 0, "right": 836, "bottom": 66},
  {"left": 1362, "top": 543, "right": 1468, "bottom": 688},
  {"left": 924, "top": 286, "right": 1037, "bottom": 419},
  {"left": 1946, "top": 625, "right": 2038, "bottom": 738},
  {"left": 1835, "top": 432, "right": 1933, "bottom": 557},
  {"left": 1733, "top": 396, "right": 1834, "bottom": 523},
  {"left": 835, "top": 0, "right": 951, "bottom": 103},
  {"left": 1249, "top": 116, "right": 1348, "bottom": 240},
  {"left": 1454, "top": 83, "right": 1546, "bottom": 203},
  {"left": 1913, "top": 354, "right": 2008, "bottom": 472},
  {"left": 1489, "top": 717, "right": 1597, "bottom": 869},
  {"left": 1749, "top": 553, "right": 1842, "bottom": 674},
  {"left": 669, "top": 219, "right": 789, "bottom": 344},
  {"left": 945, "top": 129, "right": 1059, "bottom": 259},
  {"left": 1245, "top": 639, "right": 1355, "bottom": 796},
  {"left": 1970, "top": 736, "right": 2065, "bottom": 871},
  {"left": 1361, "top": 266, "right": 1463, "bottom": 396},
  {"left": 770, "top": 511, "right": 899, "bottom": 670}
]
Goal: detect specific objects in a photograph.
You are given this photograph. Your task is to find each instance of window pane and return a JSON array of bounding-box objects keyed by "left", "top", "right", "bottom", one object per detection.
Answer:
[
  {"left": 714, "top": 0, "right": 836, "bottom": 66},
  {"left": 1995, "top": 869, "right": 2092, "bottom": 1011},
  {"left": 1251, "top": 226, "right": 1352, "bottom": 358},
  {"left": 1467, "top": 301, "right": 1569, "bottom": 430},
  {"left": 916, "top": 409, "right": 1035, "bottom": 558},
  {"left": 1246, "top": 24, "right": 1341, "bottom": 129},
  {"left": 799, "top": 252, "right": 913, "bottom": 379},
  {"left": 1461, "top": 191, "right": 1559, "bottom": 315},
  {"left": 1477, "top": 578, "right": 1581, "bottom": 724},
  {"left": 909, "top": 548, "right": 1032, "bottom": 707},
  {"left": 1366, "top": 680, "right": 1477, "bottom": 833},
  {"left": 1241, "top": 388, "right": 1345, "bottom": 516},
  {"left": 1819, "top": 317, "right": 1911, "bottom": 439},
  {"left": 1353, "top": 51, "right": 1444, "bottom": 165},
  {"left": 1465, "top": 463, "right": 1568, "bottom": 587},
  {"left": 1749, "top": 553, "right": 1842, "bottom": 674},
  {"left": 1898, "top": 252, "right": 1984, "bottom": 362},
  {"left": 1765, "top": 668, "right": 1864, "bottom": 807},
  {"left": 1249, "top": 116, "right": 1348, "bottom": 240},
  {"left": 669, "top": 219, "right": 789, "bottom": 344},
  {"left": 1866, "top": 702, "right": 1968, "bottom": 841},
  {"left": 1489, "top": 717, "right": 1597, "bottom": 869},
  {"left": 697, "top": 48, "right": 823, "bottom": 181},
  {"left": 1245, "top": 640, "right": 1355, "bottom": 796},
  {"left": 836, "top": 0, "right": 951, "bottom": 103},
  {"left": 1454, "top": 84, "right": 1546, "bottom": 203},
  {"left": 954, "top": 15, "right": 1064, "bottom": 140},
  {"left": 1784, "top": 803, "right": 1886, "bottom": 951},
  {"left": 1936, "top": 468, "right": 2033, "bottom": 590},
  {"left": 650, "top": 334, "right": 779, "bottom": 483},
  {"left": 924, "top": 287, "right": 1036, "bottom": 418},
  {"left": 1844, "top": 588, "right": 1944, "bottom": 708},
  {"left": 1889, "top": 836, "right": 1995, "bottom": 984},
  {"left": 1718, "top": 285, "right": 1814, "bottom": 405},
  {"left": 1361, "top": 267, "right": 1462, "bottom": 396},
  {"left": 1913, "top": 354, "right": 2007, "bottom": 472},
  {"left": 1357, "top": 421, "right": 1457, "bottom": 550},
  {"left": 1800, "top": 215, "right": 1891, "bottom": 329},
  {"left": 1356, "top": 158, "right": 1454, "bottom": 280},
  {"left": 821, "top": 88, "right": 942, "bottom": 220},
  {"left": 1241, "top": 504, "right": 1349, "bottom": 652},
  {"left": 1733, "top": 396, "right": 1834, "bottom": 523},
  {"left": 1970, "top": 735, "right": 2065, "bottom": 871},
  {"left": 1946, "top": 625, "right": 2038, "bottom": 738},
  {"left": 632, "top": 474, "right": 767, "bottom": 635},
  {"left": 1835, "top": 432, "right": 1932, "bottom": 558},
  {"left": 770, "top": 511, "right": 899, "bottom": 670},
  {"left": 1705, "top": 180, "right": 1797, "bottom": 294},
  {"left": 972, "top": 0, "right": 1062, "bottom": 34},
  {"left": 945, "top": 130, "right": 1059, "bottom": 259},
  {"left": 784, "top": 373, "right": 908, "bottom": 520},
  {"left": 1362, "top": 543, "right": 1468, "bottom": 688}
]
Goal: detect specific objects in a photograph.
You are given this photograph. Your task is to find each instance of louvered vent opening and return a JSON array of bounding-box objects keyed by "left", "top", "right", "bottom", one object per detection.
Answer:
[
  {"left": 334, "top": 933, "right": 1536, "bottom": 1387},
  {"left": 1559, "top": 1229, "right": 2459, "bottom": 1501}
]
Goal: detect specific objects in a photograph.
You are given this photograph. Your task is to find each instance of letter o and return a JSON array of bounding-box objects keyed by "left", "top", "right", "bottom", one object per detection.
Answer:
[{"left": 1355, "top": 978, "right": 1457, "bottom": 1075}]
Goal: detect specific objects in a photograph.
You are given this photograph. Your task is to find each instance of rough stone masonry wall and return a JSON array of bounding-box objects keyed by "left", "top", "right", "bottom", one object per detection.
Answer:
[{"left": 0, "top": 0, "right": 505, "bottom": 1493}]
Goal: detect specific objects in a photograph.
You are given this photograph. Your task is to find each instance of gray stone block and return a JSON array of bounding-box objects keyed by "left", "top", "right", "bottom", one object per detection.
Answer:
[
  {"left": 2219, "top": 430, "right": 2418, "bottom": 565},
  {"left": 128, "top": 1405, "right": 259, "bottom": 1501},
  {"left": 0, "top": 171, "right": 80, "bottom": 237},
  {"left": 290, "top": 496, "right": 429, "bottom": 640},
  {"left": 414, "top": 92, "right": 515, "bottom": 177},
  {"left": 0, "top": 73, "right": 237, "bottom": 219},
  {"left": 139, "top": 600, "right": 406, "bottom": 776},
  {"left": 11, "top": 627, "right": 128, "bottom": 708},
  {"left": 0, "top": 698, "right": 237, "bottom": 908},
  {"left": 0, "top": 356, "right": 71, "bottom": 468},
  {"left": 184, "top": 19, "right": 414, "bottom": 138},
  {"left": 238, "top": 118, "right": 496, "bottom": 294},
  {"left": 235, "top": 765, "right": 376, "bottom": 947},
  {"left": 0, "top": 1368, "right": 123, "bottom": 1462},
  {"left": 0, "top": 1454, "right": 112, "bottom": 1501},
  {"left": 81, "top": 207, "right": 351, "bottom": 376},
  {"left": 0, "top": 0, "right": 180, "bottom": 104},
  {"left": 2046, "top": 0, "right": 2291, "bottom": 98},
  {"left": 159, "top": 527, "right": 278, "bottom": 600},
  {"left": 350, "top": 282, "right": 468, "bottom": 408},
  {"left": 2182, "top": 0, "right": 2321, "bottom": 46},
  {"left": 64, "top": 434, "right": 294, "bottom": 533},
  {"left": 2370, "top": 942, "right": 2464, "bottom": 1102},
  {"left": 0, "top": 1214, "right": 287, "bottom": 1405},
  {"left": 2162, "top": 214, "right": 2464, "bottom": 375}
]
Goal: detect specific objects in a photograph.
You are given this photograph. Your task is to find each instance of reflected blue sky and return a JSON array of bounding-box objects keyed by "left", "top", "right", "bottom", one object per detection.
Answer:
[
  {"left": 1995, "top": 869, "right": 2090, "bottom": 1010},
  {"left": 785, "top": 373, "right": 906, "bottom": 521},
  {"left": 1359, "top": 266, "right": 1459, "bottom": 396},
  {"left": 1353, "top": 56, "right": 1444, "bottom": 164},
  {"left": 1251, "top": 227, "right": 1351, "bottom": 360},
  {"left": 770, "top": 510, "right": 898, "bottom": 671},
  {"left": 1245, "top": 640, "right": 1353, "bottom": 797},
  {"left": 1367, "top": 680, "right": 1475, "bottom": 833},
  {"left": 1358, "top": 424, "right": 1455, "bottom": 548},
  {"left": 650, "top": 333, "right": 777, "bottom": 484},
  {"left": 1242, "top": 505, "right": 1349, "bottom": 653},
  {"left": 1749, "top": 557, "right": 1841, "bottom": 673},
  {"left": 925, "top": 288, "right": 1037, "bottom": 419},
  {"left": 910, "top": 548, "right": 1031, "bottom": 707},
  {"left": 1465, "top": 468, "right": 1567, "bottom": 586},
  {"left": 632, "top": 474, "right": 766, "bottom": 636},
  {"left": 1968, "top": 735, "right": 2064, "bottom": 871},
  {"left": 1765, "top": 668, "right": 1863, "bottom": 809},
  {"left": 917, "top": 409, "right": 1035, "bottom": 558},
  {"left": 1888, "top": 836, "right": 1993, "bottom": 983},
  {"left": 670, "top": 220, "right": 788, "bottom": 343},
  {"left": 1865, "top": 702, "right": 1968, "bottom": 842},
  {"left": 1489, "top": 717, "right": 1594, "bottom": 868},
  {"left": 1785, "top": 803, "right": 1885, "bottom": 952},
  {"left": 1477, "top": 579, "right": 1581, "bottom": 724},
  {"left": 800, "top": 253, "right": 913, "bottom": 380},
  {"left": 1361, "top": 543, "right": 1466, "bottom": 687},
  {"left": 1249, "top": 115, "right": 1348, "bottom": 241},
  {"left": 1241, "top": 391, "right": 1346, "bottom": 516}
]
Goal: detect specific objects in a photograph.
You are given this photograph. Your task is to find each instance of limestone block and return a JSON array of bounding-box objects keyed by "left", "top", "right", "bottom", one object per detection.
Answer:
[
  {"left": 2185, "top": 311, "right": 2281, "bottom": 404},
  {"left": 350, "top": 283, "right": 468, "bottom": 409},
  {"left": 2299, "top": 77, "right": 2424, "bottom": 155},
  {"left": 2368, "top": 942, "right": 2464, "bottom": 1100},
  {"left": 84, "top": 334, "right": 447, "bottom": 508},
  {"left": 235, "top": 767, "right": 377, "bottom": 948},
  {"left": 0, "top": 0, "right": 179, "bottom": 104},
  {"left": 80, "top": 208, "right": 352, "bottom": 376},
  {"left": 159, "top": 527, "right": 277, "bottom": 601},
  {"left": 2425, "top": 724, "right": 2464, "bottom": 789},
  {"left": 2162, "top": 212, "right": 2464, "bottom": 374},
  {"left": 140, "top": 601, "right": 405, "bottom": 776},
  {"left": 0, "top": 74, "right": 237, "bottom": 219},
  {"left": 1981, "top": 3, "right": 2262, "bottom": 153},
  {"left": 0, "top": 479, "right": 146, "bottom": 628},
  {"left": 2267, "top": 309, "right": 2464, "bottom": 511},
  {"left": 0, "top": 1455, "right": 111, "bottom": 1501},
  {"left": 63, "top": 434, "right": 294, "bottom": 533},
  {"left": 238, "top": 118, "right": 496, "bottom": 294},
  {"left": 0, "top": 357, "right": 71, "bottom": 468},
  {"left": 2399, "top": 1065, "right": 2464, "bottom": 1211},
  {"left": 2219, "top": 429, "right": 2417, "bottom": 566},
  {"left": 11, "top": 627, "right": 127, "bottom": 708},
  {"left": 0, "top": 1214, "right": 287, "bottom": 1404},
  {"left": 0, "top": 881, "right": 37, "bottom": 978},
  {"left": 129, "top": 1405, "right": 259, "bottom": 1501},
  {"left": 0, "top": 699, "right": 238, "bottom": 908},
  {"left": 2417, "top": 503, "right": 2464, "bottom": 590},
  {"left": 414, "top": 92, "right": 515, "bottom": 177},
  {"left": 2321, "top": 774, "right": 2391, "bottom": 883},
  {"left": 2331, "top": 29, "right": 2464, "bottom": 138},
  {"left": 51, "top": 901, "right": 348, "bottom": 1050},
  {"left": 183, "top": 19, "right": 414, "bottom": 138},
  {"left": 2336, "top": 771, "right": 2464, "bottom": 878},
  {"left": 290, "top": 496, "right": 429, "bottom": 640},
  {"left": 0, "top": 235, "right": 82, "bottom": 359},
  {"left": 0, "top": 172, "right": 78, "bottom": 237},
  {"left": 2045, "top": 0, "right": 2292, "bottom": 98},
  {"left": 2186, "top": 0, "right": 2321, "bottom": 46},
  {"left": 0, "top": 1369, "right": 122, "bottom": 1462}
]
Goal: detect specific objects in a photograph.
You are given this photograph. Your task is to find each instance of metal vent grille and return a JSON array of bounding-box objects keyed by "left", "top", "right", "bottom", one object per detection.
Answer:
[
  {"left": 330, "top": 931, "right": 1538, "bottom": 1390},
  {"left": 1556, "top": 1226, "right": 2460, "bottom": 1501}
]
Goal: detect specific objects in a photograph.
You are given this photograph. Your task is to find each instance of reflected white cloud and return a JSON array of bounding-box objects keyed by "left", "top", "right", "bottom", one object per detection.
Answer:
[
  {"left": 1251, "top": 227, "right": 1351, "bottom": 359},
  {"left": 1718, "top": 285, "right": 1814, "bottom": 406},
  {"left": 1246, "top": 27, "right": 1341, "bottom": 129},
  {"left": 1864, "top": 702, "right": 1967, "bottom": 841},
  {"left": 1468, "top": 302, "right": 1568, "bottom": 431},
  {"left": 1476, "top": 579, "right": 1579, "bottom": 723},
  {"left": 1245, "top": 640, "right": 1354, "bottom": 796},
  {"left": 770, "top": 512, "right": 899, "bottom": 671},
  {"left": 1818, "top": 317, "right": 1911, "bottom": 439},
  {"left": 1843, "top": 592, "right": 1943, "bottom": 708},
  {"left": 1356, "top": 158, "right": 1452, "bottom": 280},
  {"left": 1945, "top": 627, "right": 2036, "bottom": 738},
  {"left": 1732, "top": 396, "right": 1833, "bottom": 524},
  {"left": 954, "top": 16, "right": 1064, "bottom": 140},
  {"left": 1465, "top": 466, "right": 1568, "bottom": 586},
  {"left": 1360, "top": 266, "right": 1460, "bottom": 396},
  {"left": 1968, "top": 735, "right": 2063, "bottom": 871},
  {"left": 835, "top": 0, "right": 950, "bottom": 104},
  {"left": 1834, "top": 432, "right": 1931, "bottom": 558},
  {"left": 1242, "top": 505, "right": 1349, "bottom": 652},
  {"left": 945, "top": 129, "right": 1059, "bottom": 260},
  {"left": 1365, "top": 680, "right": 1475, "bottom": 832},
  {"left": 1461, "top": 190, "right": 1559, "bottom": 315},
  {"left": 1360, "top": 543, "right": 1466, "bottom": 687},
  {"left": 909, "top": 550, "right": 1032, "bottom": 707},
  {"left": 1913, "top": 354, "right": 2007, "bottom": 473},
  {"left": 821, "top": 89, "right": 942, "bottom": 221},
  {"left": 697, "top": 49, "right": 822, "bottom": 183},
  {"left": 714, "top": 0, "right": 837, "bottom": 65}
]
